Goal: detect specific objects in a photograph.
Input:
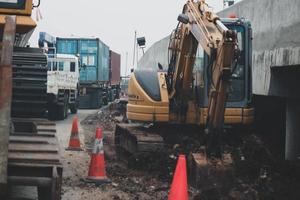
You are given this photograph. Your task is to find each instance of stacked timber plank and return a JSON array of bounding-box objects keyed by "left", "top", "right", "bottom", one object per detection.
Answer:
[{"left": 8, "top": 118, "right": 62, "bottom": 200}]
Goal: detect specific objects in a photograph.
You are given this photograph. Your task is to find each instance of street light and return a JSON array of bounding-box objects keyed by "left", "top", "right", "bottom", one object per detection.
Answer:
[
  {"left": 137, "top": 37, "right": 146, "bottom": 54},
  {"left": 224, "top": 0, "right": 234, "bottom": 8}
]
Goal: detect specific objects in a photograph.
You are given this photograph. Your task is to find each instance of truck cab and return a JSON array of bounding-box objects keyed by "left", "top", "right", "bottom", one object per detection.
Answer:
[{"left": 47, "top": 54, "right": 80, "bottom": 120}]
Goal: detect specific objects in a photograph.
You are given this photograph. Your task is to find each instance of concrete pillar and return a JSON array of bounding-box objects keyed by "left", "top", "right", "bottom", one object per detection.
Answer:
[{"left": 285, "top": 99, "right": 300, "bottom": 160}]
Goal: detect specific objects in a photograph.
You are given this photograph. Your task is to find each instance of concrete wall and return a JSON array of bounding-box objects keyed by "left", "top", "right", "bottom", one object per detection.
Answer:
[{"left": 218, "top": 0, "right": 300, "bottom": 97}]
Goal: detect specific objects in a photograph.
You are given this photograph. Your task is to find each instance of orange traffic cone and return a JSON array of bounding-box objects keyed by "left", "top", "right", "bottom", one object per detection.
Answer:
[
  {"left": 66, "top": 116, "right": 83, "bottom": 151},
  {"left": 168, "top": 155, "right": 189, "bottom": 200},
  {"left": 86, "top": 128, "right": 110, "bottom": 184}
]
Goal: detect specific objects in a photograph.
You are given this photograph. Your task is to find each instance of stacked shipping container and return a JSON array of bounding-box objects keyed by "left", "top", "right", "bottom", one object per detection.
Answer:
[
  {"left": 108, "top": 50, "right": 121, "bottom": 101},
  {"left": 56, "top": 38, "right": 110, "bottom": 83},
  {"left": 109, "top": 51, "right": 121, "bottom": 85},
  {"left": 54, "top": 37, "right": 120, "bottom": 108}
]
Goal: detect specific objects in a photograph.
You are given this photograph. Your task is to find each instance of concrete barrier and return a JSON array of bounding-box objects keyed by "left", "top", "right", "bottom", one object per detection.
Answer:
[{"left": 218, "top": 0, "right": 300, "bottom": 97}]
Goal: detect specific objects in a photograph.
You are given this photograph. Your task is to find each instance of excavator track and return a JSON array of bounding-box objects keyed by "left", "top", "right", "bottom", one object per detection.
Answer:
[
  {"left": 12, "top": 47, "right": 48, "bottom": 117},
  {"left": 115, "top": 123, "right": 166, "bottom": 168},
  {"left": 115, "top": 123, "right": 165, "bottom": 154}
]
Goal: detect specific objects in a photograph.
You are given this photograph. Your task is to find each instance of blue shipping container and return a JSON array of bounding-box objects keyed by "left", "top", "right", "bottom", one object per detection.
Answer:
[{"left": 56, "top": 38, "right": 110, "bottom": 83}]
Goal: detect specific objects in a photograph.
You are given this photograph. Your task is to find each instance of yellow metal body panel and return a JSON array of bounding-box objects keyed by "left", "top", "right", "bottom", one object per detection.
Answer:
[
  {"left": 198, "top": 107, "right": 254, "bottom": 125},
  {"left": 0, "top": 15, "right": 36, "bottom": 34},
  {"left": 127, "top": 72, "right": 169, "bottom": 122}
]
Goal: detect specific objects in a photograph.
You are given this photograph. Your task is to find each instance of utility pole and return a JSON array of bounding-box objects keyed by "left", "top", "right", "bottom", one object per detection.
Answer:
[
  {"left": 132, "top": 31, "right": 137, "bottom": 68},
  {"left": 125, "top": 52, "right": 128, "bottom": 76}
]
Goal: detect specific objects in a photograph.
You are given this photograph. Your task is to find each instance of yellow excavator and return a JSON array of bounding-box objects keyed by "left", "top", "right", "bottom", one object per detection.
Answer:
[{"left": 116, "top": 0, "right": 253, "bottom": 156}]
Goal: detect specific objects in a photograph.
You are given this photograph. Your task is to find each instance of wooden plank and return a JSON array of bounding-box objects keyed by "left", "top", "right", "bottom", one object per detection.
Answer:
[
  {"left": 36, "top": 131, "right": 56, "bottom": 137},
  {"left": 9, "top": 143, "right": 59, "bottom": 153},
  {"left": 8, "top": 152, "right": 60, "bottom": 164},
  {"left": 36, "top": 125, "right": 56, "bottom": 133},
  {"left": 9, "top": 135, "right": 57, "bottom": 145},
  {"left": 12, "top": 131, "right": 56, "bottom": 137},
  {"left": 12, "top": 118, "right": 49, "bottom": 123}
]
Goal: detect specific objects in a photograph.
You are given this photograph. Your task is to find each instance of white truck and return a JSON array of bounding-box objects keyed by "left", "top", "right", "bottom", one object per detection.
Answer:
[{"left": 47, "top": 54, "right": 80, "bottom": 120}]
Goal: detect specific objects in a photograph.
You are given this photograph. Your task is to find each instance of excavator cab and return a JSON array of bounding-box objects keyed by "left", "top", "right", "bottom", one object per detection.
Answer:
[
  {"left": 0, "top": 0, "right": 36, "bottom": 46},
  {"left": 197, "top": 18, "right": 253, "bottom": 125}
]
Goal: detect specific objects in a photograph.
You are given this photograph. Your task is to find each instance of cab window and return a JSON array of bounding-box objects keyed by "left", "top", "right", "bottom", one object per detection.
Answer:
[
  {"left": 70, "top": 62, "right": 76, "bottom": 72},
  {"left": 52, "top": 62, "right": 57, "bottom": 71},
  {"left": 59, "top": 62, "right": 64, "bottom": 71},
  {"left": 47, "top": 62, "right": 52, "bottom": 71}
]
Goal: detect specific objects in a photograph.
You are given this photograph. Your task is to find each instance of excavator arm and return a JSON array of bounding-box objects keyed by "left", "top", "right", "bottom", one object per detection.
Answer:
[{"left": 167, "top": 0, "right": 238, "bottom": 154}]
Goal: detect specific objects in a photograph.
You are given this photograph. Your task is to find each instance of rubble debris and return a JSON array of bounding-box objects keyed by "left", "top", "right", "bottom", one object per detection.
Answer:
[{"left": 77, "top": 100, "right": 300, "bottom": 200}]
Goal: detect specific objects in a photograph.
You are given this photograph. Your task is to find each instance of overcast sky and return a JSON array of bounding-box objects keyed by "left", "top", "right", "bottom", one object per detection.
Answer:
[{"left": 30, "top": 0, "right": 225, "bottom": 75}]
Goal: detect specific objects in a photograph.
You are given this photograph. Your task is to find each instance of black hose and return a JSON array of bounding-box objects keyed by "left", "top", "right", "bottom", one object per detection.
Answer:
[{"left": 33, "top": 0, "right": 41, "bottom": 8}]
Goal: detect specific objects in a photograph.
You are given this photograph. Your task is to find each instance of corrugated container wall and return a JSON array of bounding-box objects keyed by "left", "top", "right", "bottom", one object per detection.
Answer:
[
  {"left": 98, "top": 42, "right": 110, "bottom": 82},
  {"left": 56, "top": 38, "right": 110, "bottom": 83},
  {"left": 109, "top": 51, "right": 121, "bottom": 85}
]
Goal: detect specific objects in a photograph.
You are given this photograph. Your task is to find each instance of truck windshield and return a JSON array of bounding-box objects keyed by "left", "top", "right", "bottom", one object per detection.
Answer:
[{"left": 0, "top": 0, "right": 26, "bottom": 9}]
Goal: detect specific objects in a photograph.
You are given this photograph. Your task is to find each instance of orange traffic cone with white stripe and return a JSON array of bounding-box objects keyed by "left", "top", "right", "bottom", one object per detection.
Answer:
[
  {"left": 168, "top": 155, "right": 189, "bottom": 200},
  {"left": 66, "top": 116, "right": 83, "bottom": 151},
  {"left": 85, "top": 128, "right": 110, "bottom": 184}
]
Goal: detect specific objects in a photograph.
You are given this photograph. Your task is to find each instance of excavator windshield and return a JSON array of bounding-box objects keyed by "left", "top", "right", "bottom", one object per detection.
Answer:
[
  {"left": 0, "top": 0, "right": 32, "bottom": 16},
  {"left": 194, "top": 20, "right": 251, "bottom": 106},
  {"left": 227, "top": 25, "right": 245, "bottom": 102},
  {"left": 203, "top": 25, "right": 245, "bottom": 102},
  {"left": 0, "top": 0, "right": 26, "bottom": 9}
]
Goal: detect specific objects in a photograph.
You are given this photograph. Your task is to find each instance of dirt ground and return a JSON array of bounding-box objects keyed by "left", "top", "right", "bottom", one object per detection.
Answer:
[{"left": 60, "top": 102, "right": 300, "bottom": 200}]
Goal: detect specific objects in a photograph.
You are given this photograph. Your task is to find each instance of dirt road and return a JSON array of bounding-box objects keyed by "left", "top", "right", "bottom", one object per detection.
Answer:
[{"left": 61, "top": 109, "right": 172, "bottom": 200}]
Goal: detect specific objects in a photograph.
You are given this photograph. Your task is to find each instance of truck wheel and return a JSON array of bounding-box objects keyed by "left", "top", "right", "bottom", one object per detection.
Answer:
[
  {"left": 38, "top": 186, "right": 51, "bottom": 200},
  {"left": 48, "top": 104, "right": 57, "bottom": 120},
  {"left": 70, "top": 102, "right": 78, "bottom": 114},
  {"left": 57, "top": 93, "right": 69, "bottom": 120}
]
